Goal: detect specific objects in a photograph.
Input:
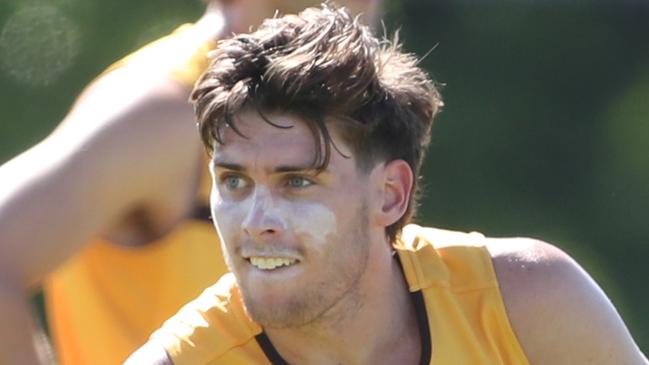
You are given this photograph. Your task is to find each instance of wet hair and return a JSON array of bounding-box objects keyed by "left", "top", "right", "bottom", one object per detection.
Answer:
[{"left": 191, "top": 3, "right": 443, "bottom": 243}]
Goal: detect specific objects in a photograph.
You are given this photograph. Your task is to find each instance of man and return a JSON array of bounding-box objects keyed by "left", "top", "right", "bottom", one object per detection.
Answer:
[
  {"left": 125, "top": 4, "right": 648, "bottom": 365},
  {"left": 0, "top": 1, "right": 381, "bottom": 364}
]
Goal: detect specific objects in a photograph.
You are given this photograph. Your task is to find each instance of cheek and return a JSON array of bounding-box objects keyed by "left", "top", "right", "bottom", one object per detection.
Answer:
[
  {"left": 211, "top": 198, "right": 251, "bottom": 240},
  {"left": 283, "top": 201, "right": 338, "bottom": 246}
]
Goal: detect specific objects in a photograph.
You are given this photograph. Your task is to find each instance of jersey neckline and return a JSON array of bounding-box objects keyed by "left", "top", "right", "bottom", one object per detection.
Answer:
[{"left": 254, "top": 256, "right": 432, "bottom": 365}]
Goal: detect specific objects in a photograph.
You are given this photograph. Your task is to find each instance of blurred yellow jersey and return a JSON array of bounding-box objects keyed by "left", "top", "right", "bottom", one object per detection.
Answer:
[
  {"left": 150, "top": 224, "right": 530, "bottom": 365},
  {"left": 44, "top": 24, "right": 226, "bottom": 365}
]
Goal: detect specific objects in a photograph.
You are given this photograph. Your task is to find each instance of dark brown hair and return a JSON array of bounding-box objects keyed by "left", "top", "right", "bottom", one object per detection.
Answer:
[{"left": 191, "top": 3, "right": 443, "bottom": 243}]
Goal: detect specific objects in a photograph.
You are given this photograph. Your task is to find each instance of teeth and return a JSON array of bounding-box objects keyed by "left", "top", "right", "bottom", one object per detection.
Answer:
[{"left": 249, "top": 257, "right": 297, "bottom": 270}]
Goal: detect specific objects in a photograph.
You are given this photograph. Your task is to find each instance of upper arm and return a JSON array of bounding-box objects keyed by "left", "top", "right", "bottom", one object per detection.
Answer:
[
  {"left": 488, "top": 238, "right": 648, "bottom": 365},
  {"left": 124, "top": 341, "right": 174, "bottom": 365},
  {"left": 0, "top": 65, "right": 203, "bottom": 287}
]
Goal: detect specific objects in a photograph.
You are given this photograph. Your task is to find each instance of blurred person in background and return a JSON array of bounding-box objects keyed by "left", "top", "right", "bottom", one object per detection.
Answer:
[{"left": 0, "top": 0, "right": 381, "bottom": 364}]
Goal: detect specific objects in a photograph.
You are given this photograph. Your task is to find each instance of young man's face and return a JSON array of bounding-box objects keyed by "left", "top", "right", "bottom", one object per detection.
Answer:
[{"left": 209, "top": 110, "right": 381, "bottom": 328}]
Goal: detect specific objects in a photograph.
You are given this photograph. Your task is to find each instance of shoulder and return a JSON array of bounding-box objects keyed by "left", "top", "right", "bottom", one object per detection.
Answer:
[{"left": 486, "top": 238, "right": 647, "bottom": 364}]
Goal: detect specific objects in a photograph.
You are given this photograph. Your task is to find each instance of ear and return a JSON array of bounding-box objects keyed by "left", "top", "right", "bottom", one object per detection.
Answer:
[{"left": 375, "top": 160, "right": 413, "bottom": 227}]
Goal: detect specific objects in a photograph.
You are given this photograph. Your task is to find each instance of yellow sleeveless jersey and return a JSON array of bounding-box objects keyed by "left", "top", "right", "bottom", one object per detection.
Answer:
[
  {"left": 43, "top": 24, "right": 227, "bottom": 365},
  {"left": 150, "top": 224, "right": 530, "bottom": 365}
]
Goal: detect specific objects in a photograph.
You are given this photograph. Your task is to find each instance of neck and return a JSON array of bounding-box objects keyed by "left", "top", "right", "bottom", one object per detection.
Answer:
[{"left": 264, "top": 248, "right": 422, "bottom": 365}]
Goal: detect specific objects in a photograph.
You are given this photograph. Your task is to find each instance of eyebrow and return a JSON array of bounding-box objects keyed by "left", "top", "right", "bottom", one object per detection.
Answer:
[
  {"left": 274, "top": 165, "right": 320, "bottom": 174},
  {"left": 213, "top": 162, "right": 245, "bottom": 171}
]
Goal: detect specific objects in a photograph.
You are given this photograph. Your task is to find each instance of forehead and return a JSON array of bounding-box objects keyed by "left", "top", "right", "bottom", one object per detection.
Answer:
[{"left": 211, "top": 110, "right": 352, "bottom": 169}]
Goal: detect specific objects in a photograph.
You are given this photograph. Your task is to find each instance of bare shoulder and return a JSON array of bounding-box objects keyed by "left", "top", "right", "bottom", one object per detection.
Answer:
[
  {"left": 485, "top": 238, "right": 647, "bottom": 365},
  {"left": 123, "top": 341, "right": 173, "bottom": 365}
]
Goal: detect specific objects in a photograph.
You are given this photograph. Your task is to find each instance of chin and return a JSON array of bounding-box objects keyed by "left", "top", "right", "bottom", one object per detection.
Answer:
[{"left": 241, "top": 289, "right": 319, "bottom": 329}]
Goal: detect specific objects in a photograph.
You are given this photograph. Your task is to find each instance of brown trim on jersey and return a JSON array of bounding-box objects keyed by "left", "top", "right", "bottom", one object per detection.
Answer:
[
  {"left": 397, "top": 253, "right": 433, "bottom": 365},
  {"left": 255, "top": 331, "right": 289, "bottom": 365},
  {"left": 412, "top": 289, "right": 433, "bottom": 365}
]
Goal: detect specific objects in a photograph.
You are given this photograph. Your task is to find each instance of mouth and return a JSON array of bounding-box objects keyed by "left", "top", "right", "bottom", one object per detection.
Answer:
[{"left": 247, "top": 256, "right": 299, "bottom": 270}]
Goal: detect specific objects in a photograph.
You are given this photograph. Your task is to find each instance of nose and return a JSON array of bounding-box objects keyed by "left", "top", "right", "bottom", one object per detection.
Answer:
[{"left": 241, "top": 187, "right": 286, "bottom": 240}]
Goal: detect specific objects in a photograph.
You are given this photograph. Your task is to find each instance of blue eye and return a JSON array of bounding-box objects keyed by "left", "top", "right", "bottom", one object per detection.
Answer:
[
  {"left": 222, "top": 175, "right": 247, "bottom": 190},
  {"left": 287, "top": 176, "right": 313, "bottom": 188}
]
